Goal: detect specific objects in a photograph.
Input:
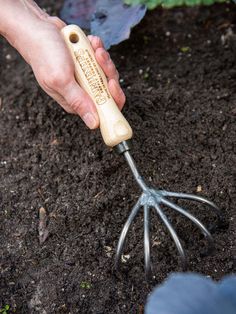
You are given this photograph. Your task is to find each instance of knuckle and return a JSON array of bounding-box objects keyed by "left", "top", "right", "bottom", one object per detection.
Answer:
[
  {"left": 69, "top": 97, "right": 83, "bottom": 113},
  {"left": 58, "top": 99, "right": 75, "bottom": 114},
  {"left": 99, "top": 38, "right": 105, "bottom": 48},
  {"left": 54, "top": 17, "right": 65, "bottom": 27},
  {"left": 64, "top": 107, "right": 75, "bottom": 114},
  {"left": 91, "top": 36, "right": 104, "bottom": 49},
  {"left": 87, "top": 35, "right": 93, "bottom": 42},
  {"left": 95, "top": 36, "right": 102, "bottom": 46},
  {"left": 106, "top": 58, "right": 113, "bottom": 67},
  {"left": 42, "top": 69, "right": 71, "bottom": 91},
  {"left": 47, "top": 16, "right": 66, "bottom": 29},
  {"left": 108, "top": 61, "right": 116, "bottom": 75}
]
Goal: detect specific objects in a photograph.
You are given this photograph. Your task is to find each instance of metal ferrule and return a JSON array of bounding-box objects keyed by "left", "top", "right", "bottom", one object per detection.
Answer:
[{"left": 114, "top": 140, "right": 131, "bottom": 155}]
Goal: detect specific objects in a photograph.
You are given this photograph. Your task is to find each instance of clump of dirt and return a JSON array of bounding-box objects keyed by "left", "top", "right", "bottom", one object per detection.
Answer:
[{"left": 0, "top": 2, "right": 235, "bottom": 313}]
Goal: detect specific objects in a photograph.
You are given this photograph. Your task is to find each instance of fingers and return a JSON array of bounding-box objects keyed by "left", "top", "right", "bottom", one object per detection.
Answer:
[
  {"left": 37, "top": 62, "right": 99, "bottom": 129},
  {"left": 108, "top": 79, "right": 126, "bottom": 110},
  {"left": 88, "top": 35, "right": 126, "bottom": 110},
  {"left": 95, "top": 48, "right": 119, "bottom": 82},
  {"left": 95, "top": 48, "right": 125, "bottom": 110},
  {"left": 88, "top": 35, "right": 104, "bottom": 50},
  {"left": 61, "top": 79, "right": 99, "bottom": 129},
  {"left": 43, "top": 77, "right": 99, "bottom": 128},
  {"left": 88, "top": 35, "right": 118, "bottom": 81},
  {"left": 88, "top": 36, "right": 119, "bottom": 82}
]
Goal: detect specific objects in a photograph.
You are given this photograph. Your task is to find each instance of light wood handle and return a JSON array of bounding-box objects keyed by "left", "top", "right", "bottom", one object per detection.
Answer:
[{"left": 61, "top": 25, "right": 133, "bottom": 147}]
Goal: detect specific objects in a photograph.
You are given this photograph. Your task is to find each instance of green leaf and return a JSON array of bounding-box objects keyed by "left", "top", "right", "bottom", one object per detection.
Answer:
[
  {"left": 124, "top": 0, "right": 227, "bottom": 9},
  {"left": 180, "top": 46, "right": 190, "bottom": 52},
  {"left": 202, "top": 0, "right": 215, "bottom": 4},
  {"left": 0, "top": 305, "right": 10, "bottom": 314}
]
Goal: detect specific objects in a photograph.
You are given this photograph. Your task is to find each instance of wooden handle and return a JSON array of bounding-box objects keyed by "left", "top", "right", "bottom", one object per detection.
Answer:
[{"left": 61, "top": 25, "right": 133, "bottom": 147}]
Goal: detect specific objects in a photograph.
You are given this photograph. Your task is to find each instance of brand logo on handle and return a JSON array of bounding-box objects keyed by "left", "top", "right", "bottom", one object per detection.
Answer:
[{"left": 74, "top": 49, "right": 110, "bottom": 105}]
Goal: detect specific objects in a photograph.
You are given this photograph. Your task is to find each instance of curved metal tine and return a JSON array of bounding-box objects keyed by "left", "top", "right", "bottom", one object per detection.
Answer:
[
  {"left": 161, "top": 197, "right": 214, "bottom": 250},
  {"left": 163, "top": 191, "right": 223, "bottom": 220},
  {"left": 115, "top": 197, "right": 142, "bottom": 269},
  {"left": 144, "top": 204, "right": 152, "bottom": 279},
  {"left": 154, "top": 200, "right": 186, "bottom": 267}
]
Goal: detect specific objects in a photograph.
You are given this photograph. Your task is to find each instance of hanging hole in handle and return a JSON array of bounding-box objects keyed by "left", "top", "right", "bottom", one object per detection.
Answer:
[{"left": 69, "top": 33, "right": 79, "bottom": 44}]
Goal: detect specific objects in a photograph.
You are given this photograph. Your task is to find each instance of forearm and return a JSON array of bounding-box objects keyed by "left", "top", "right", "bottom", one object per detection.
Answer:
[
  {"left": 0, "top": 0, "right": 46, "bottom": 37},
  {"left": 0, "top": 0, "right": 51, "bottom": 62}
]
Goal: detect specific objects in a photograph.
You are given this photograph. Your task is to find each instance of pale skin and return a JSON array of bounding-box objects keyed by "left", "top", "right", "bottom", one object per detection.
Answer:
[{"left": 0, "top": 0, "right": 126, "bottom": 129}]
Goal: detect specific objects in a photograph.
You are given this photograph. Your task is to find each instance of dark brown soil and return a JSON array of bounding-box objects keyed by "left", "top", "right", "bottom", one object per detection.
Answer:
[{"left": 0, "top": 2, "right": 236, "bottom": 313}]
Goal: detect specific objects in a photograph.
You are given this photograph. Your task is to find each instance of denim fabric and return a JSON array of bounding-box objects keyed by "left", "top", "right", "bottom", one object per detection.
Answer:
[{"left": 145, "top": 273, "right": 236, "bottom": 314}]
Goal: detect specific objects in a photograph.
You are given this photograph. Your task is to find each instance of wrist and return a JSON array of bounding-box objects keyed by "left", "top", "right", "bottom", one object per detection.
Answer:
[{"left": 0, "top": 1, "right": 48, "bottom": 48}]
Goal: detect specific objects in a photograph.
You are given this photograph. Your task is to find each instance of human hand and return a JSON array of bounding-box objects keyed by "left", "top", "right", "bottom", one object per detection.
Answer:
[{"left": 1, "top": 0, "right": 125, "bottom": 129}]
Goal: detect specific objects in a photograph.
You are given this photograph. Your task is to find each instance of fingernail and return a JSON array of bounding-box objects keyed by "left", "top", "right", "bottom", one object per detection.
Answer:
[{"left": 82, "top": 113, "right": 97, "bottom": 129}]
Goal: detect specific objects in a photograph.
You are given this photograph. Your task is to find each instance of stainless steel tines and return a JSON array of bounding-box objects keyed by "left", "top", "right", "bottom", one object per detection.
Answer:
[{"left": 115, "top": 141, "right": 222, "bottom": 278}]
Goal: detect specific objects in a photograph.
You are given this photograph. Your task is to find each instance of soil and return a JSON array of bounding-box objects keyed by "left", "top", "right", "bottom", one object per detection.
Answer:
[{"left": 0, "top": 2, "right": 236, "bottom": 314}]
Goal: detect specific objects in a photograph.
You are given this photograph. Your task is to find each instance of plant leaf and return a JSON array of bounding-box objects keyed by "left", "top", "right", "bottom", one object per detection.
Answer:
[
  {"left": 60, "top": 0, "right": 98, "bottom": 29},
  {"left": 60, "top": 0, "right": 146, "bottom": 49},
  {"left": 91, "top": 0, "right": 147, "bottom": 49},
  {"left": 125, "top": 0, "right": 227, "bottom": 9}
]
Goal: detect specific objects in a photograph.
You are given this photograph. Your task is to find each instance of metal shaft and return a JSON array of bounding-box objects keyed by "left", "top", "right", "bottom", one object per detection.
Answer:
[
  {"left": 123, "top": 151, "right": 148, "bottom": 192},
  {"left": 115, "top": 140, "right": 148, "bottom": 192}
]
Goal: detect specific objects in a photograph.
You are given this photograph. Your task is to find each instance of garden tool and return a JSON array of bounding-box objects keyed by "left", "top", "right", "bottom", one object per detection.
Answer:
[{"left": 61, "top": 25, "right": 222, "bottom": 278}]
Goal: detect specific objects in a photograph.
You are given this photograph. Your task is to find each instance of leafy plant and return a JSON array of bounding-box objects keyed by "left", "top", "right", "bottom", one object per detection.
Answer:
[
  {"left": 124, "top": 0, "right": 227, "bottom": 9},
  {"left": 0, "top": 305, "right": 10, "bottom": 314}
]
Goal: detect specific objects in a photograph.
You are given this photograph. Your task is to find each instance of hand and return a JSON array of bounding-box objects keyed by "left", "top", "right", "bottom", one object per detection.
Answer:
[{"left": 1, "top": 1, "right": 126, "bottom": 129}]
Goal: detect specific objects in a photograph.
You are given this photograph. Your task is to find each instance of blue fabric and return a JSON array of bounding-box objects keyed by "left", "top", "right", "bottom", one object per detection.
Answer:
[
  {"left": 145, "top": 273, "right": 236, "bottom": 314},
  {"left": 91, "top": 0, "right": 146, "bottom": 49},
  {"left": 60, "top": 0, "right": 147, "bottom": 49}
]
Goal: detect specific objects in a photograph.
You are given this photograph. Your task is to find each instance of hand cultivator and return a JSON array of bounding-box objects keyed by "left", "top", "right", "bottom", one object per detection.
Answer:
[
  {"left": 115, "top": 147, "right": 222, "bottom": 277},
  {"left": 61, "top": 25, "right": 222, "bottom": 277}
]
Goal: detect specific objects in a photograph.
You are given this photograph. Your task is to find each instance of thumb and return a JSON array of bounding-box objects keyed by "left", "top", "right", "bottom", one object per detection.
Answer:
[{"left": 61, "top": 79, "right": 99, "bottom": 129}]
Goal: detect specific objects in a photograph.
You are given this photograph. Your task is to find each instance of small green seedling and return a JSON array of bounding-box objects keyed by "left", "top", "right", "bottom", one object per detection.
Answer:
[
  {"left": 80, "top": 281, "right": 91, "bottom": 289},
  {"left": 143, "top": 35, "right": 150, "bottom": 44},
  {"left": 180, "top": 46, "right": 191, "bottom": 53},
  {"left": 0, "top": 305, "right": 10, "bottom": 314},
  {"left": 144, "top": 72, "right": 149, "bottom": 79}
]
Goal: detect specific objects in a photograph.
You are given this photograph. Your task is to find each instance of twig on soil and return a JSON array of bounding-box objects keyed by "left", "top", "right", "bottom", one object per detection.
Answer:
[
  {"left": 94, "top": 190, "right": 104, "bottom": 199},
  {"left": 38, "top": 207, "right": 49, "bottom": 244},
  {"left": 37, "top": 188, "right": 45, "bottom": 200},
  {"left": 50, "top": 138, "right": 59, "bottom": 146}
]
